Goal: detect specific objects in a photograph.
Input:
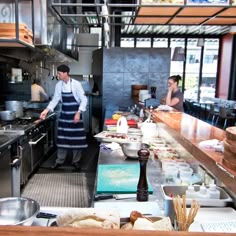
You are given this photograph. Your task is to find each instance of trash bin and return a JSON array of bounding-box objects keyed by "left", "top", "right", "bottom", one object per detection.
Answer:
[{"left": 11, "top": 158, "right": 21, "bottom": 197}]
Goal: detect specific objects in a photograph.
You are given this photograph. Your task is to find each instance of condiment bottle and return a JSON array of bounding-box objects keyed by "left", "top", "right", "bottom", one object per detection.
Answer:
[
  {"left": 207, "top": 183, "right": 220, "bottom": 199},
  {"left": 137, "top": 148, "right": 150, "bottom": 201}
]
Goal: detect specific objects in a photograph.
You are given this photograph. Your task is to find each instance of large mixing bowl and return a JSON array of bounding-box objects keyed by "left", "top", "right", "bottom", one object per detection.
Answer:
[
  {"left": 121, "top": 142, "right": 149, "bottom": 159},
  {"left": 0, "top": 197, "right": 40, "bottom": 226}
]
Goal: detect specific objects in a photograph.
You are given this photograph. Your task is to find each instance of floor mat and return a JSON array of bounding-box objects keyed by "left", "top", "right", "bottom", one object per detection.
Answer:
[{"left": 21, "top": 173, "right": 95, "bottom": 207}]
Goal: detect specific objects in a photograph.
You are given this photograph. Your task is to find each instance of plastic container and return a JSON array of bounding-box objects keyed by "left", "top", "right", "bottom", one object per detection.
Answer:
[
  {"left": 179, "top": 167, "right": 193, "bottom": 184},
  {"left": 207, "top": 184, "right": 220, "bottom": 199},
  {"left": 185, "top": 185, "right": 196, "bottom": 199},
  {"left": 198, "top": 184, "right": 209, "bottom": 199}
]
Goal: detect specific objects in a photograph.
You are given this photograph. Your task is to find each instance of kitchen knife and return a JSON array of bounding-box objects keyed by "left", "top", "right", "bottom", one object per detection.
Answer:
[{"left": 94, "top": 194, "right": 137, "bottom": 201}]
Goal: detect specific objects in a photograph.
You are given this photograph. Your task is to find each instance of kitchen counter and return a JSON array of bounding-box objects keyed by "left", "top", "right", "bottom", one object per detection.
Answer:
[{"left": 151, "top": 110, "right": 236, "bottom": 196}]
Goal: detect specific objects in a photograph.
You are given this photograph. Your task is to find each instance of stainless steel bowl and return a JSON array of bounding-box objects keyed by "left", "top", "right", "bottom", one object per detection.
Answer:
[
  {"left": 0, "top": 197, "right": 40, "bottom": 226},
  {"left": 121, "top": 142, "right": 149, "bottom": 159}
]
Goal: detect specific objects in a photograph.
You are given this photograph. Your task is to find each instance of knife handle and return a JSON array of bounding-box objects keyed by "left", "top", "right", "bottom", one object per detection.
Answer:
[{"left": 94, "top": 194, "right": 114, "bottom": 201}]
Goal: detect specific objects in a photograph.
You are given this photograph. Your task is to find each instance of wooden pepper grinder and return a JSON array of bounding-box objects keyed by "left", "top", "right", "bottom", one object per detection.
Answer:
[{"left": 137, "top": 148, "right": 150, "bottom": 201}]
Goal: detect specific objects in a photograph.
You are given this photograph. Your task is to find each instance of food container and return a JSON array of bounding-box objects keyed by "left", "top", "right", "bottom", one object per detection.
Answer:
[
  {"left": 121, "top": 142, "right": 149, "bottom": 159},
  {"left": 5, "top": 101, "right": 23, "bottom": 118},
  {"left": 0, "top": 110, "right": 16, "bottom": 121},
  {"left": 160, "top": 185, "right": 233, "bottom": 223},
  {"left": 0, "top": 197, "right": 40, "bottom": 226}
]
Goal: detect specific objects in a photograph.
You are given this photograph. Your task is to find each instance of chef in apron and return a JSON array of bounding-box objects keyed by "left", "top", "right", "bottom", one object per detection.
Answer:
[{"left": 40, "top": 64, "right": 88, "bottom": 170}]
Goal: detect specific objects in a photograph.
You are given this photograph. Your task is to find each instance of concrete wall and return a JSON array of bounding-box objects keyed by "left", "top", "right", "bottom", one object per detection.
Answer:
[{"left": 102, "top": 47, "right": 171, "bottom": 109}]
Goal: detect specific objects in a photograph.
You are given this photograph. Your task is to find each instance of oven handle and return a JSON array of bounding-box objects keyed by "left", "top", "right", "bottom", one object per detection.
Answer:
[{"left": 29, "top": 133, "right": 47, "bottom": 145}]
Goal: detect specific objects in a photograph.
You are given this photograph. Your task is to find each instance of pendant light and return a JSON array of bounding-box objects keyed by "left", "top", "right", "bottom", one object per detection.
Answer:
[
  {"left": 172, "top": 47, "right": 185, "bottom": 61},
  {"left": 197, "top": 38, "right": 205, "bottom": 47}
]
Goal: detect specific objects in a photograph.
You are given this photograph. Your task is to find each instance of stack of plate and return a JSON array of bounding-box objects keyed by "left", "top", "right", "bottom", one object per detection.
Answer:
[{"left": 223, "top": 127, "right": 236, "bottom": 170}]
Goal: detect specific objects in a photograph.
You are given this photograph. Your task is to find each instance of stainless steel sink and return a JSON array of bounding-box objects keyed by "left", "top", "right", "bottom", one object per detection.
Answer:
[{"left": 160, "top": 185, "right": 233, "bottom": 223}]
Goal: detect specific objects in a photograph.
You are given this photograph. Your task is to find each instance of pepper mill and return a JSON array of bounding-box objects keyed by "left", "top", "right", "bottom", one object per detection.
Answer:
[{"left": 137, "top": 148, "right": 150, "bottom": 201}]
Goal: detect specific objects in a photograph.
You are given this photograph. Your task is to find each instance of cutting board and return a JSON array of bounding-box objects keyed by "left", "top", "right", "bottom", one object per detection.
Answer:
[{"left": 96, "top": 164, "right": 153, "bottom": 194}]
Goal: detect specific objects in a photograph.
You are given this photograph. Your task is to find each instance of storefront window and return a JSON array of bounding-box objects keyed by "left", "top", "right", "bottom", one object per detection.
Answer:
[{"left": 170, "top": 38, "right": 185, "bottom": 90}]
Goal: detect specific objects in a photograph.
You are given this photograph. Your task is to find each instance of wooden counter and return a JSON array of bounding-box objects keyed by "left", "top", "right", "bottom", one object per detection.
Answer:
[
  {"left": 0, "top": 225, "right": 235, "bottom": 236},
  {"left": 151, "top": 110, "right": 236, "bottom": 195}
]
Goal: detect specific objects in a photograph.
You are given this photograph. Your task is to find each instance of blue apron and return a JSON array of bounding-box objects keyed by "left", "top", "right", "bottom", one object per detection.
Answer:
[{"left": 57, "top": 90, "right": 87, "bottom": 149}]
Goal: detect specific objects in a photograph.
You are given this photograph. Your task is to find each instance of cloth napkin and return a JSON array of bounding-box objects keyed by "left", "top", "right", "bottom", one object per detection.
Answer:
[
  {"left": 199, "top": 139, "right": 223, "bottom": 152},
  {"left": 100, "top": 142, "right": 121, "bottom": 152}
]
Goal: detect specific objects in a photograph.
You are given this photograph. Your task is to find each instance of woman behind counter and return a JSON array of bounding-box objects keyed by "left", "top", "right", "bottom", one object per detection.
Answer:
[
  {"left": 31, "top": 79, "right": 49, "bottom": 102},
  {"left": 164, "top": 75, "right": 184, "bottom": 112}
]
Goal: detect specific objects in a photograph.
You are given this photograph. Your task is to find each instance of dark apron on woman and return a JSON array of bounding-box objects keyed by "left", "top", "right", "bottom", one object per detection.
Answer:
[{"left": 57, "top": 90, "right": 87, "bottom": 149}]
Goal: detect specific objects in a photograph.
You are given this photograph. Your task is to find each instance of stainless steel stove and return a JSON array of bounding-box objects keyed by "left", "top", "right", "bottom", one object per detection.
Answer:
[{"left": 0, "top": 118, "right": 39, "bottom": 135}]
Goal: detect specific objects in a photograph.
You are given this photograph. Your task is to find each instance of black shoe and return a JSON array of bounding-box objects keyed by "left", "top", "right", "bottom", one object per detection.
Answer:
[
  {"left": 51, "top": 163, "right": 62, "bottom": 170},
  {"left": 72, "top": 162, "right": 81, "bottom": 171}
]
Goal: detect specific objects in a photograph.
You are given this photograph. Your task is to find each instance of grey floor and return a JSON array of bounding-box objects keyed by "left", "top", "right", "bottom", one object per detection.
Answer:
[
  {"left": 38, "top": 134, "right": 100, "bottom": 174},
  {"left": 21, "top": 134, "right": 100, "bottom": 207}
]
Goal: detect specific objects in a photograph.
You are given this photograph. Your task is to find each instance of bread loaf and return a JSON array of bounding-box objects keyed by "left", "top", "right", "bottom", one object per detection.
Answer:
[{"left": 56, "top": 208, "right": 120, "bottom": 229}]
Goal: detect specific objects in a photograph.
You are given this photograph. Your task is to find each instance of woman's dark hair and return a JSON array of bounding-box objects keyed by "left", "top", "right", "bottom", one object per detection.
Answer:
[{"left": 168, "top": 75, "right": 181, "bottom": 85}]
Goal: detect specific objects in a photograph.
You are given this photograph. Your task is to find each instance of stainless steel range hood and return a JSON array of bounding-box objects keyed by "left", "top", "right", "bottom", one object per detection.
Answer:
[{"left": 33, "top": 0, "right": 78, "bottom": 62}]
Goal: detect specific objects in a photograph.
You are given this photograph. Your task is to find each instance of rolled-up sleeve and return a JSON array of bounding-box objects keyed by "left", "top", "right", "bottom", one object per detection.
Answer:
[{"left": 47, "top": 82, "right": 61, "bottom": 111}]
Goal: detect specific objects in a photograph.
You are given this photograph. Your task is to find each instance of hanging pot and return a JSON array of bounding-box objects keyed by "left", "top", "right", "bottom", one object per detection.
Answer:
[
  {"left": 0, "top": 110, "right": 16, "bottom": 121},
  {"left": 5, "top": 101, "right": 23, "bottom": 118}
]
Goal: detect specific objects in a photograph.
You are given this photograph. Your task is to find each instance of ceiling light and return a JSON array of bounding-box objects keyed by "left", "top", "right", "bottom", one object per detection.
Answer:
[
  {"left": 101, "top": 5, "right": 109, "bottom": 17},
  {"left": 172, "top": 47, "right": 185, "bottom": 61}
]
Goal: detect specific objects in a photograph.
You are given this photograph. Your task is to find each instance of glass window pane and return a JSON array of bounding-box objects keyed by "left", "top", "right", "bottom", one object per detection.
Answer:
[
  {"left": 136, "top": 38, "right": 151, "bottom": 48},
  {"left": 201, "top": 38, "right": 219, "bottom": 99},
  {"left": 120, "top": 38, "right": 134, "bottom": 48},
  {"left": 153, "top": 38, "right": 168, "bottom": 48},
  {"left": 184, "top": 38, "right": 201, "bottom": 100},
  {"left": 170, "top": 38, "right": 184, "bottom": 90}
]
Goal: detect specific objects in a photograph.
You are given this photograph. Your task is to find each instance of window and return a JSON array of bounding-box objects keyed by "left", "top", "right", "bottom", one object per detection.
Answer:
[
  {"left": 153, "top": 38, "right": 168, "bottom": 48},
  {"left": 136, "top": 38, "right": 151, "bottom": 48},
  {"left": 120, "top": 38, "right": 134, "bottom": 48}
]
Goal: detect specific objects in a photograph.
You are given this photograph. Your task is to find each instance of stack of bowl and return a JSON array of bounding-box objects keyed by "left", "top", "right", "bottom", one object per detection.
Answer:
[{"left": 223, "top": 127, "right": 236, "bottom": 171}]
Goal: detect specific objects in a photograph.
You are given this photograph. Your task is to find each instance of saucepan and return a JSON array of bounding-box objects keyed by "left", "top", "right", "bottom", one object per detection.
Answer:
[
  {"left": 0, "top": 197, "right": 40, "bottom": 226},
  {"left": 0, "top": 110, "right": 16, "bottom": 121}
]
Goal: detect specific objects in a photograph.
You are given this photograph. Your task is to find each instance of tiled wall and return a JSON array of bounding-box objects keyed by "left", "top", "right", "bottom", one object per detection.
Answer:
[{"left": 102, "top": 47, "right": 171, "bottom": 110}]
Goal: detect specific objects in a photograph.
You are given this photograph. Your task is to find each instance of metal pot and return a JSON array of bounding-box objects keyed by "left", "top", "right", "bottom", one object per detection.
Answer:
[
  {"left": 0, "top": 197, "right": 40, "bottom": 226},
  {"left": 0, "top": 110, "right": 16, "bottom": 121},
  {"left": 5, "top": 101, "right": 23, "bottom": 118}
]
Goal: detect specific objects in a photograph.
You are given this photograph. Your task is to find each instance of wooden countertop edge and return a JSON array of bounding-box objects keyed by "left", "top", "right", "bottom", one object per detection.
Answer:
[
  {"left": 0, "top": 226, "right": 233, "bottom": 236},
  {"left": 151, "top": 111, "right": 236, "bottom": 194}
]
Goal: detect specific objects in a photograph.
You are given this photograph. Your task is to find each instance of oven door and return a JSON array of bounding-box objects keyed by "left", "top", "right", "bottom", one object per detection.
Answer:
[
  {"left": 29, "top": 133, "right": 47, "bottom": 172},
  {"left": 18, "top": 139, "right": 31, "bottom": 185}
]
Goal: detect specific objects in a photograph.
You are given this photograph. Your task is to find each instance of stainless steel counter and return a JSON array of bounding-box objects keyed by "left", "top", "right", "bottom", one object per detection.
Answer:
[{"left": 93, "top": 145, "right": 165, "bottom": 217}]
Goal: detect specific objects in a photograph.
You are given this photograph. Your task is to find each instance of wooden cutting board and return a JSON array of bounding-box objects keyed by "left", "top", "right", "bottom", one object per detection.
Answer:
[{"left": 96, "top": 164, "right": 153, "bottom": 194}]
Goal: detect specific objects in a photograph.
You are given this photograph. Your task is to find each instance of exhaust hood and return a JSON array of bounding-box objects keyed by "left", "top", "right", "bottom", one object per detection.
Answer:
[{"left": 33, "top": 0, "right": 78, "bottom": 62}]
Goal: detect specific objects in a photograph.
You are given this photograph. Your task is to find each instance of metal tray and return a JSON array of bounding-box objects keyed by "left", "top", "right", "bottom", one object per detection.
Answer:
[
  {"left": 160, "top": 185, "right": 233, "bottom": 223},
  {"left": 94, "top": 131, "right": 141, "bottom": 144}
]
